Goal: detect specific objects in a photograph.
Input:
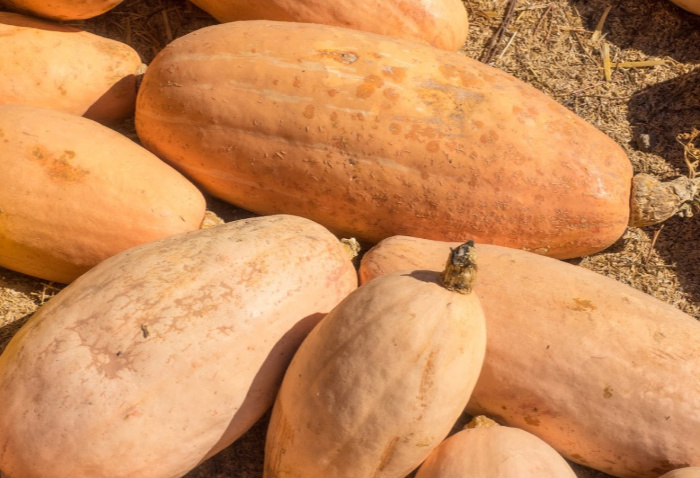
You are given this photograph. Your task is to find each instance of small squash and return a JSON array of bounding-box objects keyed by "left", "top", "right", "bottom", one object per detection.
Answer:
[
  {"left": 136, "top": 20, "right": 638, "bottom": 260},
  {"left": 264, "top": 242, "right": 486, "bottom": 478},
  {"left": 0, "top": 12, "right": 144, "bottom": 123},
  {"left": 187, "top": 0, "right": 468, "bottom": 50},
  {"left": 414, "top": 416, "right": 577, "bottom": 478},
  {"left": 359, "top": 235, "right": 700, "bottom": 478},
  {"left": 0, "top": 0, "right": 123, "bottom": 20},
  {"left": 0, "top": 104, "right": 206, "bottom": 283},
  {"left": 0, "top": 214, "right": 358, "bottom": 478}
]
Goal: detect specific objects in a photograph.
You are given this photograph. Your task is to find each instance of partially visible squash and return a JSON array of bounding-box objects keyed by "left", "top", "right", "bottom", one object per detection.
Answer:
[
  {"left": 359, "top": 235, "right": 700, "bottom": 478},
  {"left": 264, "top": 242, "right": 486, "bottom": 478},
  {"left": 187, "top": 0, "right": 468, "bottom": 50},
  {"left": 135, "top": 20, "right": 635, "bottom": 260},
  {"left": 0, "top": 0, "right": 123, "bottom": 20},
  {"left": 0, "top": 214, "right": 358, "bottom": 478},
  {"left": 0, "top": 12, "right": 143, "bottom": 123},
  {"left": 0, "top": 104, "right": 206, "bottom": 283},
  {"left": 668, "top": 0, "right": 700, "bottom": 14},
  {"left": 414, "top": 416, "right": 577, "bottom": 478},
  {"left": 659, "top": 468, "right": 700, "bottom": 478}
]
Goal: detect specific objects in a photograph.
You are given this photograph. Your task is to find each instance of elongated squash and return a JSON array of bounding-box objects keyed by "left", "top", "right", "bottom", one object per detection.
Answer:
[
  {"left": 264, "top": 243, "right": 486, "bottom": 478},
  {"left": 414, "top": 416, "right": 577, "bottom": 478},
  {"left": 188, "top": 0, "right": 468, "bottom": 50},
  {"left": 0, "top": 12, "right": 143, "bottom": 123},
  {"left": 135, "top": 20, "right": 634, "bottom": 260},
  {"left": 359, "top": 235, "right": 700, "bottom": 478},
  {"left": 0, "top": 104, "right": 206, "bottom": 283},
  {"left": 0, "top": 215, "right": 358, "bottom": 478},
  {"left": 0, "top": 0, "right": 123, "bottom": 20}
]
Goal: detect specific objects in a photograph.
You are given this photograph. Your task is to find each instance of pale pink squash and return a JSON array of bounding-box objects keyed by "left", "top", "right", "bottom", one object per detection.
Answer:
[
  {"left": 0, "top": 215, "right": 358, "bottom": 478},
  {"left": 359, "top": 235, "right": 700, "bottom": 478},
  {"left": 415, "top": 416, "right": 577, "bottom": 478},
  {"left": 264, "top": 242, "right": 486, "bottom": 478}
]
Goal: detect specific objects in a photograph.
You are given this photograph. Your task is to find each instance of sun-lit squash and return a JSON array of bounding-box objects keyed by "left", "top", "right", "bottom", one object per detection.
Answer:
[
  {"left": 0, "top": 214, "right": 358, "bottom": 478},
  {"left": 0, "top": 12, "right": 143, "bottom": 123},
  {"left": 359, "top": 235, "right": 700, "bottom": 478},
  {"left": 135, "top": 20, "right": 634, "bottom": 260},
  {"left": 264, "top": 242, "right": 486, "bottom": 478},
  {"left": 0, "top": 104, "right": 206, "bottom": 283},
  {"left": 188, "top": 0, "right": 468, "bottom": 50}
]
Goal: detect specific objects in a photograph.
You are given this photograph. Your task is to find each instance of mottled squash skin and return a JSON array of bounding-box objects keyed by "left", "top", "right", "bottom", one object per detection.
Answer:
[
  {"left": 0, "top": 0, "right": 123, "bottom": 20},
  {"left": 188, "top": 0, "right": 468, "bottom": 50},
  {"left": 359, "top": 235, "right": 700, "bottom": 478},
  {"left": 0, "top": 12, "right": 143, "bottom": 123},
  {"left": 0, "top": 215, "right": 358, "bottom": 478},
  {"left": 0, "top": 104, "right": 206, "bottom": 283},
  {"left": 136, "top": 21, "right": 633, "bottom": 260}
]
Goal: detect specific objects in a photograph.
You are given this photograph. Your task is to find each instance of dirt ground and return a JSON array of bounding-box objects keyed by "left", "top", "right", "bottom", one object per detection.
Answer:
[{"left": 1, "top": 0, "right": 699, "bottom": 477}]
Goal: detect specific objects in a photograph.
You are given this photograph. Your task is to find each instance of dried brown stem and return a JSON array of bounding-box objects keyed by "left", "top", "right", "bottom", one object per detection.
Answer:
[{"left": 628, "top": 173, "right": 700, "bottom": 227}]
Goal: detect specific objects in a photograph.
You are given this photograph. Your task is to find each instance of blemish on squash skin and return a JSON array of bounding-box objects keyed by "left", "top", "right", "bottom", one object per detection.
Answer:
[
  {"left": 570, "top": 298, "right": 596, "bottom": 311},
  {"left": 30, "top": 147, "right": 88, "bottom": 182},
  {"left": 380, "top": 66, "right": 407, "bottom": 82},
  {"left": 523, "top": 415, "right": 540, "bottom": 426},
  {"left": 303, "top": 105, "right": 315, "bottom": 119},
  {"left": 650, "top": 461, "right": 692, "bottom": 475},
  {"left": 317, "top": 49, "right": 358, "bottom": 65},
  {"left": 603, "top": 386, "right": 613, "bottom": 399},
  {"left": 373, "top": 436, "right": 399, "bottom": 476},
  {"left": 356, "top": 74, "right": 384, "bottom": 99}
]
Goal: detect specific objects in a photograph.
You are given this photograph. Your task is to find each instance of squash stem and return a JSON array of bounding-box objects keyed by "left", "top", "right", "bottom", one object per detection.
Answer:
[
  {"left": 439, "top": 240, "right": 477, "bottom": 294},
  {"left": 628, "top": 173, "right": 700, "bottom": 227}
]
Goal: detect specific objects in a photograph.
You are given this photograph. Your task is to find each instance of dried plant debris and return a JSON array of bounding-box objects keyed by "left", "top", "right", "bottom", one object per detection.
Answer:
[{"left": 0, "top": 0, "right": 698, "bottom": 477}]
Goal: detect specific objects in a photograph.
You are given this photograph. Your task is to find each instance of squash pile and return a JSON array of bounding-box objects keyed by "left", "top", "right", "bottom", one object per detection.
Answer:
[{"left": 0, "top": 1, "right": 699, "bottom": 478}]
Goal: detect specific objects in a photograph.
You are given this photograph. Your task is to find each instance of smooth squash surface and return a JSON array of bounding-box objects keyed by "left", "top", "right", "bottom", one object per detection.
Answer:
[
  {"left": 0, "top": 0, "right": 123, "bottom": 20},
  {"left": 0, "top": 215, "right": 358, "bottom": 478},
  {"left": 136, "top": 21, "right": 633, "bottom": 260},
  {"left": 0, "top": 12, "right": 143, "bottom": 123},
  {"left": 359, "top": 235, "right": 700, "bottom": 478},
  {"left": 188, "top": 0, "right": 468, "bottom": 50},
  {"left": 414, "top": 417, "right": 577, "bottom": 477},
  {"left": 0, "top": 104, "right": 206, "bottom": 283},
  {"left": 264, "top": 244, "right": 486, "bottom": 478}
]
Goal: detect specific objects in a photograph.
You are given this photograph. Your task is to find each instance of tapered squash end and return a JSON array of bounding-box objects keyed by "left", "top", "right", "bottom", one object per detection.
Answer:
[{"left": 439, "top": 240, "right": 477, "bottom": 294}]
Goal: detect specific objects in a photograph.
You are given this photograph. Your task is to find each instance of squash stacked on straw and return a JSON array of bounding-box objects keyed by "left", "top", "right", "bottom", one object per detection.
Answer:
[{"left": 0, "top": 1, "right": 698, "bottom": 478}]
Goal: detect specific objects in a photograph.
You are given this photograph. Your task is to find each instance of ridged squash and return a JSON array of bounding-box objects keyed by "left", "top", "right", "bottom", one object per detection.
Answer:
[{"left": 135, "top": 20, "right": 634, "bottom": 260}]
